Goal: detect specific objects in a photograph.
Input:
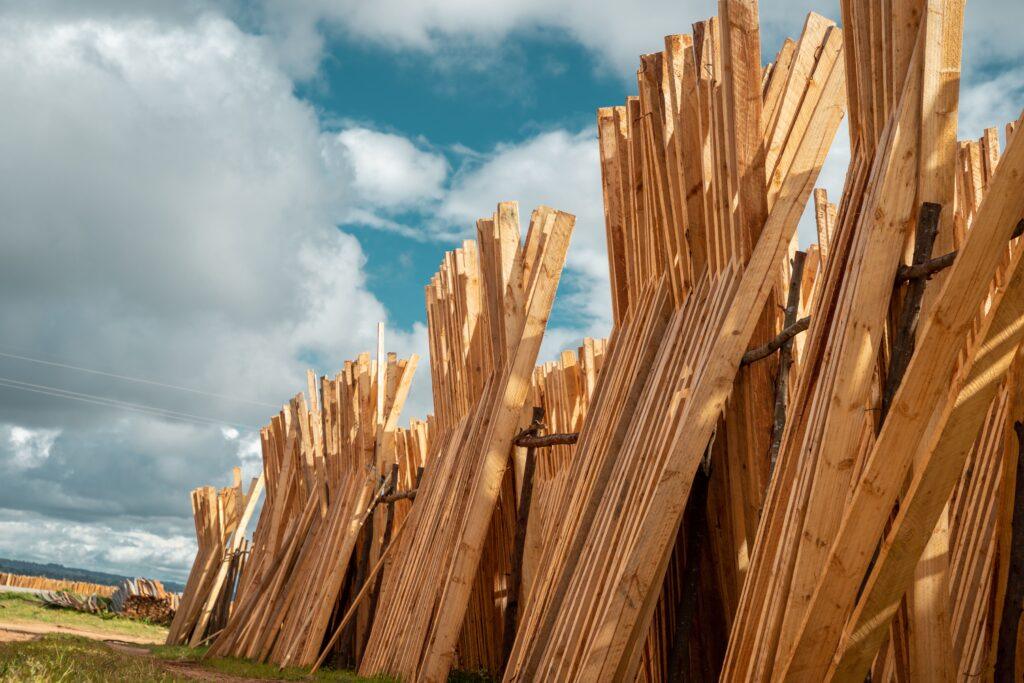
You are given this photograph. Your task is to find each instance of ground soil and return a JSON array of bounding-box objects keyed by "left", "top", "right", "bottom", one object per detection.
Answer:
[
  {"left": 0, "top": 620, "right": 162, "bottom": 645},
  {"left": 0, "top": 623, "right": 275, "bottom": 682}
]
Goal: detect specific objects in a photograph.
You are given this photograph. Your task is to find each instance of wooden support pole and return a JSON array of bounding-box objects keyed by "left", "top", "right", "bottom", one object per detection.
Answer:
[
  {"left": 378, "top": 489, "right": 417, "bottom": 505},
  {"left": 512, "top": 433, "right": 580, "bottom": 448},
  {"left": 740, "top": 316, "right": 811, "bottom": 366},
  {"left": 996, "top": 420, "right": 1024, "bottom": 682},
  {"left": 768, "top": 251, "right": 807, "bottom": 472},
  {"left": 364, "top": 463, "right": 399, "bottom": 658},
  {"left": 502, "top": 407, "right": 544, "bottom": 675},
  {"left": 895, "top": 218, "right": 1024, "bottom": 283},
  {"left": 894, "top": 250, "right": 956, "bottom": 283},
  {"left": 353, "top": 482, "right": 376, "bottom": 651},
  {"left": 882, "top": 202, "right": 942, "bottom": 420}
]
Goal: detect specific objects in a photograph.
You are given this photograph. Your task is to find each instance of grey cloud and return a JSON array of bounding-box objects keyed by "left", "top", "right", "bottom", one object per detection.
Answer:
[{"left": 0, "top": 12, "right": 427, "bottom": 579}]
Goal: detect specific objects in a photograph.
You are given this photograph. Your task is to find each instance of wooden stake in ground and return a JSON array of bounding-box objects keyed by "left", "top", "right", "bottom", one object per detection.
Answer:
[
  {"left": 768, "top": 250, "right": 807, "bottom": 470},
  {"left": 501, "top": 408, "right": 544, "bottom": 674},
  {"left": 881, "top": 202, "right": 942, "bottom": 419}
]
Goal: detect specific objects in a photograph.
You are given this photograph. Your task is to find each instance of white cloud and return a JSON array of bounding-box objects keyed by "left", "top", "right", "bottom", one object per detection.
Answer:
[
  {"left": 323, "top": 127, "right": 448, "bottom": 209},
  {"left": 441, "top": 129, "right": 605, "bottom": 274},
  {"left": 0, "top": 14, "right": 427, "bottom": 578},
  {"left": 0, "top": 510, "right": 196, "bottom": 582},
  {"left": 5, "top": 426, "right": 61, "bottom": 469},
  {"left": 0, "top": 14, "right": 422, "bottom": 406},
  {"left": 961, "top": 0, "right": 1024, "bottom": 78},
  {"left": 235, "top": 0, "right": 1022, "bottom": 88},
  {"left": 254, "top": 0, "right": 761, "bottom": 77},
  {"left": 958, "top": 65, "right": 1024, "bottom": 142},
  {"left": 318, "top": 125, "right": 614, "bottom": 360},
  {"left": 234, "top": 431, "right": 263, "bottom": 482},
  {"left": 3, "top": 0, "right": 1020, "bottom": 90}
]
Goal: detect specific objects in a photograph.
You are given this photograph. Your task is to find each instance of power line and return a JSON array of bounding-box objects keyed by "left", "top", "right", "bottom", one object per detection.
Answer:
[
  {"left": 0, "top": 376, "right": 257, "bottom": 430},
  {"left": 0, "top": 350, "right": 278, "bottom": 409},
  {"left": 0, "top": 376, "right": 258, "bottom": 431}
]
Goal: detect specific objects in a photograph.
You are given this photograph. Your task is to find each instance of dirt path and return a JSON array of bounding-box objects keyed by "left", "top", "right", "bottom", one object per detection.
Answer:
[
  {"left": 1, "top": 620, "right": 287, "bottom": 682},
  {"left": 0, "top": 627, "right": 37, "bottom": 643},
  {"left": 0, "top": 619, "right": 163, "bottom": 645}
]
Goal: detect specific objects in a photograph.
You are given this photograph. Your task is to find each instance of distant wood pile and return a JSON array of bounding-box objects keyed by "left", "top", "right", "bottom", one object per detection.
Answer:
[
  {"left": 33, "top": 576, "right": 180, "bottom": 624},
  {"left": 111, "top": 578, "right": 180, "bottom": 625},
  {"left": 38, "top": 590, "right": 106, "bottom": 614},
  {"left": 0, "top": 572, "right": 116, "bottom": 597}
]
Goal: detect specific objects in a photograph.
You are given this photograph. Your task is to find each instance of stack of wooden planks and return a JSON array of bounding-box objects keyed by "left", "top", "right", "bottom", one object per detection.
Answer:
[
  {"left": 110, "top": 578, "right": 180, "bottom": 612},
  {"left": 38, "top": 577, "right": 180, "bottom": 621},
  {"left": 0, "top": 573, "right": 116, "bottom": 597},
  {"left": 39, "top": 590, "right": 107, "bottom": 614},
  {"left": 358, "top": 203, "right": 575, "bottom": 682},
  {"left": 168, "top": 0, "right": 1024, "bottom": 679},
  {"left": 721, "top": 0, "right": 1024, "bottom": 677},
  {"left": 419, "top": 211, "right": 520, "bottom": 676},
  {"left": 111, "top": 578, "right": 181, "bottom": 624},
  {"left": 501, "top": 5, "right": 845, "bottom": 680},
  {"left": 205, "top": 341, "right": 418, "bottom": 668},
  {"left": 166, "top": 467, "right": 258, "bottom": 647}
]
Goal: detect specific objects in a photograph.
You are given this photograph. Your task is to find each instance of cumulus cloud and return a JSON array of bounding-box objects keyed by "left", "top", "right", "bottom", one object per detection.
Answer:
[
  {"left": 3, "top": 0, "right": 1020, "bottom": 87},
  {"left": 323, "top": 127, "right": 448, "bottom": 209},
  {"left": 958, "top": 65, "right": 1024, "bottom": 142},
  {"left": 5, "top": 426, "right": 61, "bottom": 470},
  {"left": 0, "top": 14, "right": 427, "bottom": 580},
  {"left": 225, "top": 0, "right": 1021, "bottom": 90},
  {"left": 441, "top": 130, "right": 605, "bottom": 275},
  {"left": 318, "top": 124, "right": 615, "bottom": 359},
  {"left": 0, "top": 509, "right": 197, "bottom": 581},
  {"left": 250, "top": 0, "right": 826, "bottom": 78}
]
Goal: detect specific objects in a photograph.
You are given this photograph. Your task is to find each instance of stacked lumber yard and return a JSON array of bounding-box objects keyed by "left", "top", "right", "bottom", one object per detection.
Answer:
[{"left": 167, "top": 0, "right": 1024, "bottom": 679}]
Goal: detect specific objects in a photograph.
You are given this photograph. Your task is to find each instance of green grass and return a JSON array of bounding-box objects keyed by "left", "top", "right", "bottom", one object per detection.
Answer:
[
  {"left": 149, "top": 643, "right": 205, "bottom": 662},
  {"left": 0, "top": 592, "right": 167, "bottom": 642},
  {"left": 151, "top": 643, "right": 396, "bottom": 681},
  {"left": 0, "top": 634, "right": 185, "bottom": 682},
  {"left": 0, "top": 598, "right": 478, "bottom": 683},
  {"left": 0, "top": 635, "right": 394, "bottom": 682}
]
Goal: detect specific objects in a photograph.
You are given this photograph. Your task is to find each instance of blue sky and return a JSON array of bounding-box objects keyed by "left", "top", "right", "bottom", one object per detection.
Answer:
[
  {"left": 301, "top": 32, "right": 625, "bottom": 328},
  {"left": 0, "top": 0, "right": 1019, "bottom": 582}
]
